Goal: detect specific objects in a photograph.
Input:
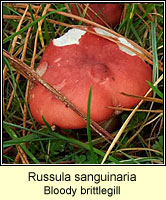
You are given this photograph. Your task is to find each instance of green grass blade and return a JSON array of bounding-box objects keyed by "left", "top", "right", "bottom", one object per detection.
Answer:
[
  {"left": 125, "top": 4, "right": 135, "bottom": 37},
  {"left": 157, "top": 28, "right": 163, "bottom": 44},
  {"left": 4, "top": 5, "right": 22, "bottom": 16},
  {"left": 147, "top": 81, "right": 163, "bottom": 99},
  {"left": 3, "top": 134, "right": 38, "bottom": 147},
  {"left": 41, "top": 116, "right": 52, "bottom": 163},
  {"left": 43, "top": 18, "right": 50, "bottom": 45},
  {"left": 28, "top": 4, "right": 37, "bottom": 32},
  {"left": 87, "top": 87, "right": 97, "bottom": 164},
  {"left": 42, "top": 115, "right": 52, "bottom": 132},
  {"left": 130, "top": 24, "right": 144, "bottom": 47},
  {"left": 120, "top": 151, "right": 140, "bottom": 164},
  {"left": 151, "top": 22, "right": 159, "bottom": 84},
  {"left": 4, "top": 57, "right": 17, "bottom": 96},
  {"left": 3, "top": 123, "right": 40, "bottom": 164},
  {"left": 118, "top": 4, "right": 131, "bottom": 33},
  {"left": 133, "top": 4, "right": 155, "bottom": 28},
  {"left": 3, "top": 7, "right": 66, "bottom": 44},
  {"left": 8, "top": 74, "right": 37, "bottom": 130}
]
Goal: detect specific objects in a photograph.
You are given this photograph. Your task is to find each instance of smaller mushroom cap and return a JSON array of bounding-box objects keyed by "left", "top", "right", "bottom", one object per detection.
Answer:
[
  {"left": 71, "top": 4, "right": 123, "bottom": 27},
  {"left": 29, "top": 28, "right": 152, "bottom": 129}
]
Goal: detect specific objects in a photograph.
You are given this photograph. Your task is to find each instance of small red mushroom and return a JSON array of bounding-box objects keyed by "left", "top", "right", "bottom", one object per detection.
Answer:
[
  {"left": 70, "top": 4, "right": 123, "bottom": 27},
  {"left": 29, "top": 28, "right": 152, "bottom": 129}
]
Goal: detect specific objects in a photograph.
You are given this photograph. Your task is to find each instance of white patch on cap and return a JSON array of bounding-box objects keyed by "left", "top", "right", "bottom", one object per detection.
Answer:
[
  {"left": 36, "top": 61, "right": 48, "bottom": 77},
  {"left": 94, "top": 27, "right": 116, "bottom": 38},
  {"left": 54, "top": 57, "right": 62, "bottom": 63},
  {"left": 118, "top": 37, "right": 142, "bottom": 56},
  {"left": 53, "top": 79, "right": 67, "bottom": 91},
  {"left": 94, "top": 27, "right": 142, "bottom": 56},
  {"left": 53, "top": 29, "right": 86, "bottom": 47}
]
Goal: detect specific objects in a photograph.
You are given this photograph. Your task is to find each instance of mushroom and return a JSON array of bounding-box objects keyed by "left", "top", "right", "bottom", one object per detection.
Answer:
[
  {"left": 29, "top": 28, "right": 152, "bottom": 129},
  {"left": 70, "top": 4, "right": 123, "bottom": 27}
]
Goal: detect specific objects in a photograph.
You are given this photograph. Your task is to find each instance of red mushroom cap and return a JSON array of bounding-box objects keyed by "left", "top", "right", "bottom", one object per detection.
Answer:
[
  {"left": 29, "top": 28, "right": 152, "bottom": 129},
  {"left": 70, "top": 4, "right": 123, "bottom": 27}
]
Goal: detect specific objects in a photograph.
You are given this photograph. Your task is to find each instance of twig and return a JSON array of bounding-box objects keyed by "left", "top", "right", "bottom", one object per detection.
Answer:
[
  {"left": 16, "top": 145, "right": 29, "bottom": 164},
  {"left": 120, "top": 92, "right": 163, "bottom": 104},
  {"left": 107, "top": 106, "right": 163, "bottom": 114},
  {"left": 113, "top": 147, "right": 163, "bottom": 156},
  {"left": 3, "top": 49, "right": 114, "bottom": 142}
]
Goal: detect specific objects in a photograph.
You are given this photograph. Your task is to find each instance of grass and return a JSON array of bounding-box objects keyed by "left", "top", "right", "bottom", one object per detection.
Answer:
[
  {"left": 86, "top": 86, "right": 98, "bottom": 164},
  {"left": 2, "top": 3, "right": 164, "bottom": 164}
]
